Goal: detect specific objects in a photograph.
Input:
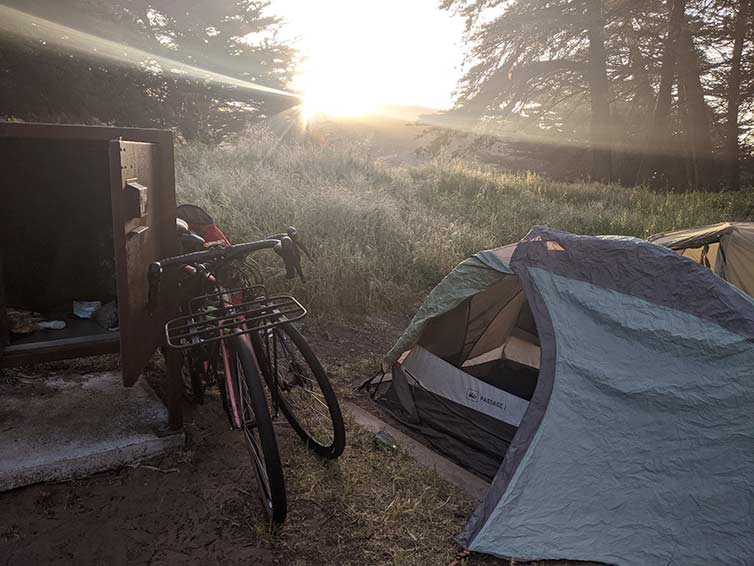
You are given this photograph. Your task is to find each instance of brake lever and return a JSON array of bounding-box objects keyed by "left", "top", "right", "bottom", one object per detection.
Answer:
[
  {"left": 286, "top": 226, "right": 314, "bottom": 261},
  {"left": 274, "top": 236, "right": 297, "bottom": 280},
  {"left": 292, "top": 245, "right": 306, "bottom": 283}
]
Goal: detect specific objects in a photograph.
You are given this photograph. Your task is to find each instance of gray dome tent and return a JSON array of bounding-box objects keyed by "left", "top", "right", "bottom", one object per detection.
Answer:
[{"left": 366, "top": 226, "right": 754, "bottom": 565}]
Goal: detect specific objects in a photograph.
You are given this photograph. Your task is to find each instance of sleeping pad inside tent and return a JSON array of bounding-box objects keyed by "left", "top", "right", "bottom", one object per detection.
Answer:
[{"left": 364, "top": 226, "right": 754, "bottom": 565}]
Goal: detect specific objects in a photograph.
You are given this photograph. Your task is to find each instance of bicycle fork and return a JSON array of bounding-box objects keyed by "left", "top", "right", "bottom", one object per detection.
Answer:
[
  {"left": 221, "top": 336, "right": 267, "bottom": 430},
  {"left": 262, "top": 327, "right": 281, "bottom": 418}
]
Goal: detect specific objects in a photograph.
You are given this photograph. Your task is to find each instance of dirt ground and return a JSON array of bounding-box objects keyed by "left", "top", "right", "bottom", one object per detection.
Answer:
[{"left": 1, "top": 316, "right": 500, "bottom": 566}]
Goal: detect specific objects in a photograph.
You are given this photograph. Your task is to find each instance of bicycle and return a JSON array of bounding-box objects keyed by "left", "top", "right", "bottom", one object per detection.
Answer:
[{"left": 148, "top": 223, "right": 346, "bottom": 525}]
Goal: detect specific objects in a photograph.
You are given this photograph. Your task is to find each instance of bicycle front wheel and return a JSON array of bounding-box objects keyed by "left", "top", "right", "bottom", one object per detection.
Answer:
[
  {"left": 230, "top": 335, "right": 287, "bottom": 524},
  {"left": 254, "top": 323, "right": 345, "bottom": 460}
]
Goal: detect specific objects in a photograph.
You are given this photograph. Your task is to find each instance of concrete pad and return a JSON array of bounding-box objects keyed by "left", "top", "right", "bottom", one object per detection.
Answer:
[
  {"left": 0, "top": 370, "right": 184, "bottom": 491},
  {"left": 344, "top": 401, "right": 489, "bottom": 501}
]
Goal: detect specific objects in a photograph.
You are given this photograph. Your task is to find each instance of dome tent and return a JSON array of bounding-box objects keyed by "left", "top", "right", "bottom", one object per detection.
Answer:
[
  {"left": 649, "top": 222, "right": 754, "bottom": 297},
  {"left": 365, "top": 226, "right": 754, "bottom": 565}
]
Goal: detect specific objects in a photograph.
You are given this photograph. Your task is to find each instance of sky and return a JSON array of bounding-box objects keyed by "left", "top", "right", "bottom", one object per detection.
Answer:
[
  {"left": 0, "top": 1, "right": 466, "bottom": 119},
  {"left": 270, "top": 0, "right": 466, "bottom": 116}
]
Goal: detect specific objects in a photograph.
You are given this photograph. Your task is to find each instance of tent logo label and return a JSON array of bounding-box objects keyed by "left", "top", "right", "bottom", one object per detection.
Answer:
[
  {"left": 466, "top": 389, "right": 507, "bottom": 411},
  {"left": 479, "top": 395, "right": 507, "bottom": 411}
]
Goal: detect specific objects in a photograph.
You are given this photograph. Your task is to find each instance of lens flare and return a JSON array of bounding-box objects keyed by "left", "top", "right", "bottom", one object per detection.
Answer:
[{"left": 0, "top": 5, "right": 300, "bottom": 101}]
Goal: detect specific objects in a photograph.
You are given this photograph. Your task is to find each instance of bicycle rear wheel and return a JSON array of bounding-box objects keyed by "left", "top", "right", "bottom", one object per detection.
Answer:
[
  {"left": 230, "top": 335, "right": 287, "bottom": 524},
  {"left": 254, "top": 323, "right": 345, "bottom": 460}
]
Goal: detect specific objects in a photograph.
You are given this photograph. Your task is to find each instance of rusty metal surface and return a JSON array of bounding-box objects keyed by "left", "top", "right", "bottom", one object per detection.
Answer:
[
  {"left": 0, "top": 138, "right": 115, "bottom": 310},
  {"left": 0, "top": 121, "right": 173, "bottom": 144},
  {"left": 165, "top": 346, "right": 184, "bottom": 431},
  {"left": 0, "top": 122, "right": 178, "bottom": 387},
  {"left": 110, "top": 140, "right": 175, "bottom": 387},
  {"left": 0, "top": 252, "right": 8, "bottom": 347},
  {"left": 0, "top": 336, "right": 120, "bottom": 368}
]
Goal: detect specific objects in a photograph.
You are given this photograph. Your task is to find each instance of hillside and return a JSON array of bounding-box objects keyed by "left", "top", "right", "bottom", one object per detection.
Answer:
[{"left": 175, "top": 128, "right": 754, "bottom": 316}]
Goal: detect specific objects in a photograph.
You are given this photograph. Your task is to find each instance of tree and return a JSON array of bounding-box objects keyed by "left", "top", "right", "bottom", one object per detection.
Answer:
[
  {"left": 0, "top": 0, "right": 298, "bottom": 140},
  {"left": 724, "top": 0, "right": 753, "bottom": 189},
  {"left": 677, "top": 23, "right": 715, "bottom": 189},
  {"left": 586, "top": 0, "right": 613, "bottom": 181},
  {"left": 639, "top": 0, "right": 686, "bottom": 186},
  {"left": 441, "top": 0, "right": 754, "bottom": 190},
  {"left": 442, "top": 0, "right": 634, "bottom": 182}
]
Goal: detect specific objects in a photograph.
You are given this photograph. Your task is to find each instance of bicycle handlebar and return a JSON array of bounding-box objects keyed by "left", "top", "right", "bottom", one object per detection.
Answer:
[
  {"left": 148, "top": 228, "right": 310, "bottom": 308},
  {"left": 150, "top": 238, "right": 283, "bottom": 273}
]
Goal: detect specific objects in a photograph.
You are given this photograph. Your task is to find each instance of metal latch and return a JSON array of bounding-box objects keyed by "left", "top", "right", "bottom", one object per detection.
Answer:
[{"left": 125, "top": 179, "right": 148, "bottom": 219}]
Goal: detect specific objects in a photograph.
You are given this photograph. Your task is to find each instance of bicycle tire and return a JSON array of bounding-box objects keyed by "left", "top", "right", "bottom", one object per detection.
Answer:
[
  {"left": 230, "top": 335, "right": 287, "bottom": 524},
  {"left": 253, "top": 323, "right": 346, "bottom": 460}
]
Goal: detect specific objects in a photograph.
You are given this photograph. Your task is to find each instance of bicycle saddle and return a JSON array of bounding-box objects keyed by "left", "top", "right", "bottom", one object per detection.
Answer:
[{"left": 176, "top": 217, "right": 206, "bottom": 252}]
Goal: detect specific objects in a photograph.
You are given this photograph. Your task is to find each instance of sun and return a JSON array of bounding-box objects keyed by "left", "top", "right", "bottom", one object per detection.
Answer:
[
  {"left": 300, "top": 91, "right": 376, "bottom": 121},
  {"left": 297, "top": 67, "right": 382, "bottom": 122},
  {"left": 274, "top": 0, "right": 463, "bottom": 124},
  {"left": 284, "top": 2, "right": 397, "bottom": 124}
]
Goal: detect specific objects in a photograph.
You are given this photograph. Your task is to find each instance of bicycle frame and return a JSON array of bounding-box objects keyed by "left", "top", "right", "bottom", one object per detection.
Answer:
[
  {"left": 220, "top": 331, "right": 276, "bottom": 431},
  {"left": 185, "top": 279, "right": 285, "bottom": 431}
]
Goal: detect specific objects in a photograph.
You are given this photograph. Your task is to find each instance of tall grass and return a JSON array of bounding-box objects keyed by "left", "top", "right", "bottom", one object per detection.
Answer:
[{"left": 175, "top": 129, "right": 754, "bottom": 315}]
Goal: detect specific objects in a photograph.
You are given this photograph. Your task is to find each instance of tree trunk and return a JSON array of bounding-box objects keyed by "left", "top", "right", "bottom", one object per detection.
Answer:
[
  {"left": 586, "top": 0, "right": 612, "bottom": 183},
  {"left": 725, "top": 0, "right": 751, "bottom": 190},
  {"left": 654, "top": 0, "right": 686, "bottom": 135},
  {"left": 639, "top": 0, "right": 686, "bottom": 185},
  {"left": 677, "top": 78, "right": 695, "bottom": 188},
  {"left": 629, "top": 45, "right": 656, "bottom": 114},
  {"left": 678, "top": 25, "right": 716, "bottom": 190}
]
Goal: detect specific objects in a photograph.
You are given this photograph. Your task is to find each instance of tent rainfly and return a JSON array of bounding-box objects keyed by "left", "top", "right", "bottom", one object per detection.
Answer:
[
  {"left": 365, "top": 226, "right": 754, "bottom": 565},
  {"left": 649, "top": 221, "right": 754, "bottom": 297}
]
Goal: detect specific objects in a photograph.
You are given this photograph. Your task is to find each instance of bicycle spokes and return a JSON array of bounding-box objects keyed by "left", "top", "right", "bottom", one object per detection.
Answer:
[
  {"left": 236, "top": 355, "right": 277, "bottom": 515},
  {"left": 272, "top": 330, "right": 335, "bottom": 447}
]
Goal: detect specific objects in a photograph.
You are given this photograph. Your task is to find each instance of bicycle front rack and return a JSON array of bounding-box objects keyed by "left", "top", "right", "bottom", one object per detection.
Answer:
[{"left": 165, "top": 287, "right": 307, "bottom": 349}]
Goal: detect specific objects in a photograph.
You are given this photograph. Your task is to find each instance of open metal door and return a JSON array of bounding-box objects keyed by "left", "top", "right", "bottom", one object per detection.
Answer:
[{"left": 109, "top": 140, "right": 174, "bottom": 386}]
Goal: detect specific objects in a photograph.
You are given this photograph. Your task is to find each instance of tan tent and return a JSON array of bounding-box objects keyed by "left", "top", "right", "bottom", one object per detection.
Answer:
[{"left": 649, "top": 222, "right": 754, "bottom": 296}]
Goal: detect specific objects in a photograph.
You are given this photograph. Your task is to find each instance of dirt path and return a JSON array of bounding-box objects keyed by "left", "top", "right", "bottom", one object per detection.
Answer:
[
  {"left": 1, "top": 316, "right": 493, "bottom": 566},
  {"left": 0, "top": 399, "right": 279, "bottom": 566}
]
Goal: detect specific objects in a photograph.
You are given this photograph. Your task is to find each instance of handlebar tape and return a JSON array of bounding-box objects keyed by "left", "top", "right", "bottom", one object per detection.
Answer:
[{"left": 278, "top": 236, "right": 297, "bottom": 279}]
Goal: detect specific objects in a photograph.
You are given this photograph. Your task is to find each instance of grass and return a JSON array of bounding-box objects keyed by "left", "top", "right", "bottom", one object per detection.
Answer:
[
  {"left": 270, "top": 416, "right": 481, "bottom": 565},
  {"left": 13, "top": 129, "right": 743, "bottom": 564},
  {"left": 175, "top": 127, "right": 754, "bottom": 316},
  {"left": 173, "top": 129, "right": 754, "bottom": 564}
]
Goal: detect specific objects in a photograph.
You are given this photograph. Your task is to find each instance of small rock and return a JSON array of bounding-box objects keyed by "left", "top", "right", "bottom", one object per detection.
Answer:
[{"left": 373, "top": 430, "right": 398, "bottom": 452}]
